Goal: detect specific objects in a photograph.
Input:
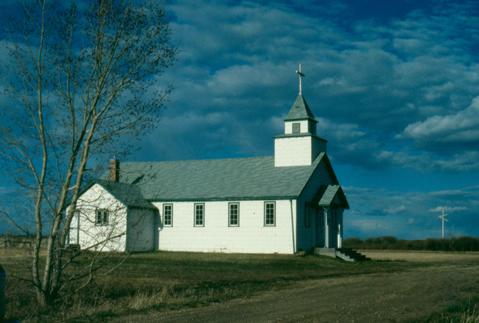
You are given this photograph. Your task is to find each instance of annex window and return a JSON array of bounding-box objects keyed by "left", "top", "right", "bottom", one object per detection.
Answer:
[
  {"left": 292, "top": 122, "right": 301, "bottom": 134},
  {"left": 95, "top": 209, "right": 109, "bottom": 226},
  {"left": 194, "top": 203, "right": 205, "bottom": 227},
  {"left": 264, "top": 202, "right": 276, "bottom": 226},
  {"left": 228, "top": 202, "right": 240, "bottom": 227},
  {"left": 163, "top": 204, "right": 173, "bottom": 227}
]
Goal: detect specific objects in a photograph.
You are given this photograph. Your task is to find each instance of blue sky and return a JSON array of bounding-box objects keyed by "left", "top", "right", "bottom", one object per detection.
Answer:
[{"left": 1, "top": 0, "right": 479, "bottom": 239}]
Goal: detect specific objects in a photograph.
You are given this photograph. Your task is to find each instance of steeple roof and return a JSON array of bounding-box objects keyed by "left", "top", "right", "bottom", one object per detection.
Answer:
[{"left": 284, "top": 94, "right": 316, "bottom": 121}]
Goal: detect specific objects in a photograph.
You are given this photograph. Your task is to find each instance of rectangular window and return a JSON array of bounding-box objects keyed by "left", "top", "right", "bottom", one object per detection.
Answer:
[
  {"left": 95, "top": 209, "right": 109, "bottom": 226},
  {"left": 264, "top": 202, "right": 276, "bottom": 226},
  {"left": 228, "top": 202, "right": 240, "bottom": 227},
  {"left": 163, "top": 204, "right": 173, "bottom": 227},
  {"left": 194, "top": 203, "right": 204, "bottom": 227},
  {"left": 292, "top": 122, "right": 301, "bottom": 134}
]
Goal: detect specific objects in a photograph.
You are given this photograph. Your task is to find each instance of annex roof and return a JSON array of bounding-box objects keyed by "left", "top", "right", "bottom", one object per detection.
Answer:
[
  {"left": 284, "top": 94, "right": 316, "bottom": 122},
  {"left": 93, "top": 179, "right": 156, "bottom": 209},
  {"left": 113, "top": 153, "right": 327, "bottom": 201}
]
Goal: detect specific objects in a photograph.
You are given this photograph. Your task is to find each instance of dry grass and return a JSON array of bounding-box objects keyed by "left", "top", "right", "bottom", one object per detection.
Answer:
[
  {"left": 415, "top": 298, "right": 479, "bottom": 323},
  {"left": 127, "top": 287, "right": 170, "bottom": 310},
  {"left": 460, "top": 308, "right": 479, "bottom": 323}
]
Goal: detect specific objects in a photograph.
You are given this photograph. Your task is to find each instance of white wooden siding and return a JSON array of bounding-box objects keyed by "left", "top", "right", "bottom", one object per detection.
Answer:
[
  {"left": 73, "top": 184, "right": 128, "bottom": 252},
  {"left": 284, "top": 120, "right": 309, "bottom": 134},
  {"left": 155, "top": 200, "right": 297, "bottom": 254},
  {"left": 275, "top": 136, "right": 314, "bottom": 166}
]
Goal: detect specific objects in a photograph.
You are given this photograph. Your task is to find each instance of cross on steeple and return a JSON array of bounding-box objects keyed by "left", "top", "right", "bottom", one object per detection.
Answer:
[{"left": 296, "top": 64, "right": 305, "bottom": 95}]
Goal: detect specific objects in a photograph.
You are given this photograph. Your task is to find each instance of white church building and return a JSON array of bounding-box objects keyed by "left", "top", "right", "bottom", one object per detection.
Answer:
[{"left": 69, "top": 69, "right": 349, "bottom": 254}]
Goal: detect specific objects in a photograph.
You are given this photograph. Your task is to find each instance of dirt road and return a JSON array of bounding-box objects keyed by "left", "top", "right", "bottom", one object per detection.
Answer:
[{"left": 116, "top": 253, "right": 479, "bottom": 322}]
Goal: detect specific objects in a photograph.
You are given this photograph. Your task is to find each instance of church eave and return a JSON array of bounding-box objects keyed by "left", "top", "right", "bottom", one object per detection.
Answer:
[
  {"left": 275, "top": 133, "right": 327, "bottom": 142},
  {"left": 146, "top": 195, "right": 299, "bottom": 203},
  {"left": 284, "top": 116, "right": 318, "bottom": 123}
]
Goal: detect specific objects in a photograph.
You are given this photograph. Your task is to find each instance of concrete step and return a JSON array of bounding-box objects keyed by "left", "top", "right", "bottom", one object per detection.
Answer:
[
  {"left": 337, "top": 248, "right": 371, "bottom": 261},
  {"left": 314, "top": 247, "right": 336, "bottom": 258},
  {"left": 314, "top": 247, "right": 371, "bottom": 262},
  {"left": 335, "top": 251, "right": 355, "bottom": 262}
]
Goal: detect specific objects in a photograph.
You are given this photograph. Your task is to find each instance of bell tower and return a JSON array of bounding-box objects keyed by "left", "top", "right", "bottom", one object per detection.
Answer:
[{"left": 274, "top": 65, "right": 327, "bottom": 167}]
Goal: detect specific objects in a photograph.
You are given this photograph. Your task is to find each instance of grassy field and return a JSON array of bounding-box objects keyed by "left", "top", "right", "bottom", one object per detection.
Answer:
[{"left": 2, "top": 249, "right": 479, "bottom": 322}]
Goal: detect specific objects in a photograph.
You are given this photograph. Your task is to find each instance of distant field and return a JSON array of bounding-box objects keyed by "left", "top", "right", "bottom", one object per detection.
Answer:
[
  {"left": 344, "top": 236, "right": 479, "bottom": 251},
  {"left": 2, "top": 249, "right": 479, "bottom": 322},
  {"left": 362, "top": 249, "right": 479, "bottom": 262}
]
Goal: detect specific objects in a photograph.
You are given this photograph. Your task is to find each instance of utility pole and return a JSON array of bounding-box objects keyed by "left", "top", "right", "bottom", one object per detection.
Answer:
[{"left": 438, "top": 207, "right": 448, "bottom": 239}]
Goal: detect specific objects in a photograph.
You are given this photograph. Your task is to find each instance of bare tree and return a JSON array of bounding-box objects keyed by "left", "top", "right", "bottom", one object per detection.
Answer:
[{"left": 0, "top": 0, "right": 175, "bottom": 307}]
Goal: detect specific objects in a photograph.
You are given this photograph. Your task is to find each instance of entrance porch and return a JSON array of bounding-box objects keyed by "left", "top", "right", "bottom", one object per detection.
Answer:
[{"left": 310, "top": 185, "right": 349, "bottom": 250}]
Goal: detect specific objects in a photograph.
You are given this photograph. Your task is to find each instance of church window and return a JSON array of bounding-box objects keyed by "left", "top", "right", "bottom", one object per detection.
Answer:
[
  {"left": 163, "top": 204, "right": 173, "bottom": 226},
  {"left": 292, "top": 122, "right": 300, "bottom": 134},
  {"left": 95, "top": 209, "right": 109, "bottom": 226},
  {"left": 228, "top": 202, "right": 239, "bottom": 227},
  {"left": 194, "top": 203, "right": 205, "bottom": 226},
  {"left": 264, "top": 202, "right": 276, "bottom": 226}
]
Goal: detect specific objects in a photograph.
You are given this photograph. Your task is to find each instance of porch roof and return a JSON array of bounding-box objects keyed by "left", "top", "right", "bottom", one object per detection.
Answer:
[{"left": 312, "top": 185, "right": 349, "bottom": 209}]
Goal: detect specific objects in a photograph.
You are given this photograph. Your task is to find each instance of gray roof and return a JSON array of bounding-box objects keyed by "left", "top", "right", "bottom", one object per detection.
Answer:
[
  {"left": 94, "top": 179, "right": 156, "bottom": 209},
  {"left": 314, "top": 185, "right": 349, "bottom": 209},
  {"left": 113, "top": 154, "right": 327, "bottom": 201},
  {"left": 285, "top": 95, "right": 316, "bottom": 121}
]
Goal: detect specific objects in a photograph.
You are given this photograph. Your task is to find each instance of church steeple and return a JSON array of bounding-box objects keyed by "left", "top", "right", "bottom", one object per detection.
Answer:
[
  {"left": 274, "top": 64, "right": 327, "bottom": 167},
  {"left": 284, "top": 94, "right": 318, "bottom": 135},
  {"left": 285, "top": 95, "right": 316, "bottom": 121}
]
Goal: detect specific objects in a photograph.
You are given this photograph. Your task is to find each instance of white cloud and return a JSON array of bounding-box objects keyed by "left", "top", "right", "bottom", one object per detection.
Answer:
[
  {"left": 316, "top": 118, "right": 365, "bottom": 141},
  {"left": 429, "top": 206, "right": 468, "bottom": 213},
  {"left": 402, "top": 96, "right": 479, "bottom": 144},
  {"left": 206, "top": 63, "right": 290, "bottom": 96},
  {"left": 385, "top": 205, "right": 407, "bottom": 214},
  {"left": 376, "top": 150, "right": 479, "bottom": 171}
]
